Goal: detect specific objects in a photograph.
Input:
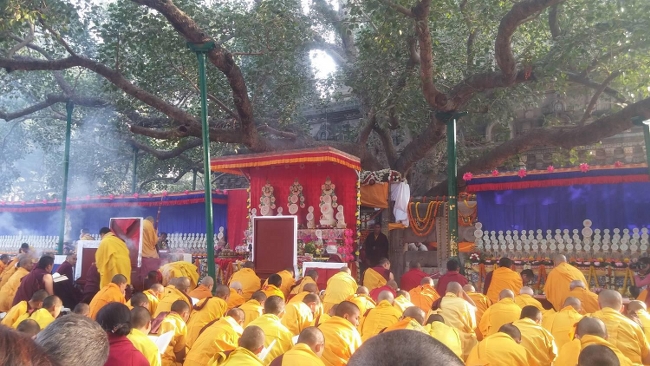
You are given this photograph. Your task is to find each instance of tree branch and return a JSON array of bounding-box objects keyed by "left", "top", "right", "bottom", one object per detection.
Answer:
[
  {"left": 0, "top": 94, "right": 109, "bottom": 122},
  {"left": 6, "top": 23, "right": 35, "bottom": 57},
  {"left": 126, "top": 138, "right": 203, "bottom": 159},
  {"left": 578, "top": 71, "right": 621, "bottom": 126},
  {"left": 564, "top": 72, "right": 627, "bottom": 104},
  {"left": 581, "top": 39, "right": 650, "bottom": 77},
  {"left": 373, "top": 124, "right": 399, "bottom": 165},
  {"left": 258, "top": 125, "right": 297, "bottom": 139},
  {"left": 358, "top": 110, "right": 377, "bottom": 145},
  {"left": 392, "top": 114, "right": 447, "bottom": 173},
  {"left": 139, "top": 168, "right": 194, "bottom": 191},
  {"left": 382, "top": 0, "right": 414, "bottom": 17},
  {"left": 548, "top": 4, "right": 561, "bottom": 40}
]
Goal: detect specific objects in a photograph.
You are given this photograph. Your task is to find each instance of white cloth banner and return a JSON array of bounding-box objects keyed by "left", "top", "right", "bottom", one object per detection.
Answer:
[{"left": 391, "top": 182, "right": 410, "bottom": 227}]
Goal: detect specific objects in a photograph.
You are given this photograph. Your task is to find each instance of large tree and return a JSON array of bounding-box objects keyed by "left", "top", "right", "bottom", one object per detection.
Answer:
[{"left": 0, "top": 0, "right": 649, "bottom": 198}]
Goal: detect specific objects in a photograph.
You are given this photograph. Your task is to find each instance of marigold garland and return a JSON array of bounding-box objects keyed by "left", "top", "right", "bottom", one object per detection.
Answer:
[{"left": 408, "top": 202, "right": 440, "bottom": 236}]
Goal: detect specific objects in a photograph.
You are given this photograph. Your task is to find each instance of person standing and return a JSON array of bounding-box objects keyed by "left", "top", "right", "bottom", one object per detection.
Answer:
[
  {"left": 95, "top": 227, "right": 131, "bottom": 289},
  {"left": 363, "top": 224, "right": 389, "bottom": 268}
]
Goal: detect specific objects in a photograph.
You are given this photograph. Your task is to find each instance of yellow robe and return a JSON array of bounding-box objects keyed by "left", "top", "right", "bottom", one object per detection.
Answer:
[
  {"left": 289, "top": 291, "right": 310, "bottom": 304},
  {"left": 322, "top": 272, "right": 358, "bottom": 314},
  {"left": 185, "top": 316, "right": 243, "bottom": 365},
  {"left": 154, "top": 285, "right": 193, "bottom": 318},
  {"left": 227, "top": 289, "right": 246, "bottom": 309},
  {"left": 636, "top": 310, "right": 650, "bottom": 341},
  {"left": 393, "top": 295, "right": 415, "bottom": 313},
  {"left": 240, "top": 299, "right": 264, "bottom": 327},
  {"left": 590, "top": 307, "right": 650, "bottom": 364},
  {"left": 382, "top": 317, "right": 427, "bottom": 333},
  {"left": 466, "top": 332, "right": 532, "bottom": 366},
  {"left": 479, "top": 297, "right": 521, "bottom": 337},
  {"left": 359, "top": 300, "right": 402, "bottom": 342},
  {"left": 289, "top": 276, "right": 318, "bottom": 297},
  {"left": 143, "top": 289, "right": 161, "bottom": 315},
  {"left": 186, "top": 297, "right": 229, "bottom": 348},
  {"left": 229, "top": 268, "right": 261, "bottom": 301},
  {"left": 142, "top": 219, "right": 159, "bottom": 259},
  {"left": 0, "top": 257, "right": 19, "bottom": 288},
  {"left": 515, "top": 294, "right": 545, "bottom": 312},
  {"left": 0, "top": 267, "right": 29, "bottom": 312},
  {"left": 512, "top": 318, "right": 557, "bottom": 366},
  {"left": 89, "top": 283, "right": 126, "bottom": 320},
  {"left": 409, "top": 284, "right": 440, "bottom": 313},
  {"left": 318, "top": 315, "right": 362, "bottom": 366},
  {"left": 128, "top": 328, "right": 162, "bottom": 366},
  {"left": 160, "top": 312, "right": 188, "bottom": 366},
  {"left": 555, "top": 335, "right": 636, "bottom": 366},
  {"left": 263, "top": 270, "right": 295, "bottom": 298},
  {"left": 188, "top": 285, "right": 213, "bottom": 300},
  {"left": 160, "top": 261, "right": 199, "bottom": 290},
  {"left": 0, "top": 260, "right": 5, "bottom": 276},
  {"left": 467, "top": 291, "right": 491, "bottom": 340},
  {"left": 278, "top": 343, "right": 326, "bottom": 366},
  {"left": 544, "top": 262, "right": 589, "bottom": 311},
  {"left": 96, "top": 232, "right": 132, "bottom": 289},
  {"left": 281, "top": 301, "right": 314, "bottom": 336},
  {"left": 14, "top": 308, "right": 55, "bottom": 330},
  {"left": 262, "top": 284, "right": 285, "bottom": 301},
  {"left": 439, "top": 293, "right": 478, "bottom": 359},
  {"left": 486, "top": 267, "right": 523, "bottom": 304},
  {"left": 247, "top": 314, "right": 294, "bottom": 365},
  {"left": 1, "top": 300, "right": 30, "bottom": 327},
  {"left": 426, "top": 322, "right": 463, "bottom": 359},
  {"left": 541, "top": 305, "right": 583, "bottom": 350},
  {"left": 345, "top": 294, "right": 376, "bottom": 322},
  {"left": 362, "top": 267, "right": 387, "bottom": 292},
  {"left": 216, "top": 347, "right": 264, "bottom": 366},
  {"left": 568, "top": 287, "right": 600, "bottom": 314}
]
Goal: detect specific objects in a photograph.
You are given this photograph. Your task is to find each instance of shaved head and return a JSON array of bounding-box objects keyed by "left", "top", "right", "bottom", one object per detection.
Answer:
[
  {"left": 215, "top": 285, "right": 230, "bottom": 299},
  {"left": 555, "top": 254, "right": 567, "bottom": 264},
  {"left": 200, "top": 276, "right": 214, "bottom": 287},
  {"left": 576, "top": 317, "right": 607, "bottom": 339},
  {"left": 446, "top": 282, "right": 462, "bottom": 295},
  {"left": 251, "top": 291, "right": 267, "bottom": 303},
  {"left": 130, "top": 306, "right": 152, "bottom": 329},
  {"left": 264, "top": 296, "right": 285, "bottom": 315},
  {"left": 463, "top": 284, "right": 476, "bottom": 292},
  {"left": 378, "top": 291, "right": 395, "bottom": 304},
  {"left": 151, "top": 283, "right": 164, "bottom": 293},
  {"left": 30, "top": 289, "right": 49, "bottom": 303},
  {"left": 570, "top": 280, "right": 586, "bottom": 290},
  {"left": 73, "top": 303, "right": 89, "bottom": 316},
  {"left": 171, "top": 300, "right": 190, "bottom": 314},
  {"left": 111, "top": 274, "right": 128, "bottom": 285},
  {"left": 357, "top": 286, "right": 369, "bottom": 295},
  {"left": 397, "top": 290, "right": 410, "bottom": 300},
  {"left": 519, "top": 286, "right": 534, "bottom": 296},
  {"left": 421, "top": 277, "right": 434, "bottom": 286},
  {"left": 403, "top": 306, "right": 426, "bottom": 325},
  {"left": 303, "top": 283, "right": 318, "bottom": 294},
  {"left": 297, "top": 326, "right": 325, "bottom": 351},
  {"left": 239, "top": 326, "right": 265, "bottom": 352},
  {"left": 520, "top": 305, "right": 542, "bottom": 323},
  {"left": 17, "top": 319, "right": 40, "bottom": 337},
  {"left": 563, "top": 297, "right": 582, "bottom": 311},
  {"left": 578, "top": 344, "right": 620, "bottom": 366},
  {"left": 173, "top": 277, "right": 191, "bottom": 293},
  {"left": 227, "top": 308, "right": 246, "bottom": 323},
  {"left": 627, "top": 300, "right": 647, "bottom": 314},
  {"left": 598, "top": 290, "right": 623, "bottom": 311},
  {"left": 130, "top": 293, "right": 150, "bottom": 308},
  {"left": 335, "top": 301, "right": 360, "bottom": 318},
  {"left": 230, "top": 281, "right": 243, "bottom": 290},
  {"left": 499, "top": 324, "right": 521, "bottom": 343},
  {"left": 426, "top": 314, "right": 445, "bottom": 325},
  {"left": 305, "top": 270, "right": 319, "bottom": 280},
  {"left": 499, "top": 289, "right": 515, "bottom": 300},
  {"left": 387, "top": 280, "right": 398, "bottom": 290},
  {"left": 340, "top": 266, "right": 351, "bottom": 273}
]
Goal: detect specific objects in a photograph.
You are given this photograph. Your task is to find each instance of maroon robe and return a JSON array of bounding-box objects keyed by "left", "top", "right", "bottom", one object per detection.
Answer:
[
  {"left": 435, "top": 270, "right": 468, "bottom": 295},
  {"left": 81, "top": 263, "right": 100, "bottom": 304},
  {"left": 54, "top": 261, "right": 81, "bottom": 309},
  {"left": 104, "top": 334, "right": 149, "bottom": 366},
  {"left": 400, "top": 268, "right": 429, "bottom": 292},
  {"left": 369, "top": 285, "right": 397, "bottom": 303},
  {"left": 13, "top": 267, "right": 49, "bottom": 306}
]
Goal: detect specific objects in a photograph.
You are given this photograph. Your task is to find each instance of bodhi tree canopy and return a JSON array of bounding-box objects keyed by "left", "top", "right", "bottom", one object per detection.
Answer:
[{"left": 0, "top": 0, "right": 649, "bottom": 199}]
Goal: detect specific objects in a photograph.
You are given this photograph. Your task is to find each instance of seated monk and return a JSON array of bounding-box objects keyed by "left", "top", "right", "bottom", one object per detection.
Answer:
[
  {"left": 590, "top": 289, "right": 650, "bottom": 365},
  {"left": 484, "top": 257, "right": 523, "bottom": 304},
  {"left": 262, "top": 274, "right": 285, "bottom": 301},
  {"left": 363, "top": 258, "right": 393, "bottom": 292},
  {"left": 409, "top": 277, "right": 440, "bottom": 313},
  {"left": 512, "top": 306, "right": 558, "bottom": 366},
  {"left": 542, "top": 297, "right": 584, "bottom": 349},
  {"left": 281, "top": 294, "right": 320, "bottom": 336},
  {"left": 393, "top": 290, "right": 415, "bottom": 313},
  {"left": 88, "top": 274, "right": 128, "bottom": 320},
  {"left": 627, "top": 300, "right": 650, "bottom": 340},
  {"left": 466, "top": 324, "right": 533, "bottom": 366},
  {"left": 1, "top": 289, "right": 47, "bottom": 327},
  {"left": 322, "top": 266, "right": 358, "bottom": 314},
  {"left": 425, "top": 314, "right": 463, "bottom": 360},
  {"left": 240, "top": 291, "right": 267, "bottom": 327},
  {"left": 186, "top": 285, "right": 230, "bottom": 349},
  {"left": 400, "top": 262, "right": 429, "bottom": 292},
  {"left": 73, "top": 303, "right": 90, "bottom": 317},
  {"left": 16, "top": 318, "right": 41, "bottom": 338},
  {"left": 228, "top": 261, "right": 261, "bottom": 301},
  {"left": 128, "top": 307, "right": 162, "bottom": 366},
  {"left": 289, "top": 283, "right": 319, "bottom": 305},
  {"left": 348, "top": 329, "right": 464, "bottom": 366},
  {"left": 0, "top": 254, "right": 9, "bottom": 278},
  {"left": 288, "top": 270, "right": 319, "bottom": 300},
  {"left": 515, "top": 286, "right": 545, "bottom": 312},
  {"left": 0, "top": 244, "right": 29, "bottom": 285},
  {"left": 318, "top": 301, "right": 362, "bottom": 366},
  {"left": 160, "top": 257, "right": 199, "bottom": 290},
  {"left": 345, "top": 286, "right": 376, "bottom": 322},
  {"left": 154, "top": 277, "right": 193, "bottom": 318},
  {"left": 569, "top": 280, "right": 600, "bottom": 314},
  {"left": 359, "top": 291, "right": 403, "bottom": 342},
  {"left": 247, "top": 296, "right": 294, "bottom": 365},
  {"left": 0, "top": 255, "right": 35, "bottom": 312},
  {"left": 227, "top": 281, "right": 246, "bottom": 309},
  {"left": 438, "top": 282, "right": 478, "bottom": 359},
  {"left": 160, "top": 300, "right": 191, "bottom": 366},
  {"left": 142, "top": 283, "right": 164, "bottom": 315},
  {"left": 188, "top": 276, "right": 214, "bottom": 300},
  {"left": 209, "top": 325, "right": 266, "bottom": 366},
  {"left": 436, "top": 259, "right": 468, "bottom": 295},
  {"left": 556, "top": 317, "right": 636, "bottom": 366},
  {"left": 13, "top": 255, "right": 55, "bottom": 307},
  {"left": 464, "top": 284, "right": 491, "bottom": 339},
  {"left": 544, "top": 254, "right": 589, "bottom": 311},
  {"left": 127, "top": 292, "right": 150, "bottom": 309},
  {"left": 81, "top": 262, "right": 101, "bottom": 304},
  {"left": 479, "top": 289, "right": 521, "bottom": 337},
  {"left": 369, "top": 280, "right": 398, "bottom": 303},
  {"left": 185, "top": 308, "right": 245, "bottom": 365},
  {"left": 269, "top": 327, "right": 325, "bottom": 366},
  {"left": 520, "top": 269, "right": 535, "bottom": 287},
  {"left": 263, "top": 268, "right": 295, "bottom": 299},
  {"left": 579, "top": 344, "right": 625, "bottom": 366},
  {"left": 13, "top": 295, "right": 63, "bottom": 330},
  {"left": 381, "top": 306, "right": 427, "bottom": 333}
]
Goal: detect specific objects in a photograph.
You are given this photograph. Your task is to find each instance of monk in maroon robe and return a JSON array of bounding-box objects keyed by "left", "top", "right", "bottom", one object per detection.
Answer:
[
  {"left": 80, "top": 263, "right": 100, "bottom": 304},
  {"left": 13, "top": 256, "right": 54, "bottom": 306},
  {"left": 54, "top": 254, "right": 82, "bottom": 309}
]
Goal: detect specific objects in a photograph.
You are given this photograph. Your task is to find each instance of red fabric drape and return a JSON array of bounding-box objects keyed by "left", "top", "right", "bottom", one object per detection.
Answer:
[{"left": 227, "top": 189, "right": 249, "bottom": 248}]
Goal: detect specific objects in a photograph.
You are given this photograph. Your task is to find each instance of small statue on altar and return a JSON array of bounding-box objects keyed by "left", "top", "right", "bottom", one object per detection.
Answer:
[
  {"left": 259, "top": 181, "right": 276, "bottom": 216},
  {"left": 276, "top": 207, "right": 284, "bottom": 216},
  {"left": 288, "top": 179, "right": 305, "bottom": 215},
  {"left": 306, "top": 206, "right": 316, "bottom": 229},
  {"left": 217, "top": 226, "right": 227, "bottom": 248},
  {"left": 335, "top": 205, "right": 347, "bottom": 228},
  {"left": 319, "top": 177, "right": 337, "bottom": 227}
]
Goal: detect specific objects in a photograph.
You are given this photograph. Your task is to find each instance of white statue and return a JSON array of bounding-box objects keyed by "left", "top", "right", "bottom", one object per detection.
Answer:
[
  {"left": 306, "top": 206, "right": 316, "bottom": 229},
  {"left": 319, "top": 177, "right": 337, "bottom": 227},
  {"left": 336, "top": 205, "right": 347, "bottom": 228},
  {"left": 276, "top": 207, "right": 284, "bottom": 216}
]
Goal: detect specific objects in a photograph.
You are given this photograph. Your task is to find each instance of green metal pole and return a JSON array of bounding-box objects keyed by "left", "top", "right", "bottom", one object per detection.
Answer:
[
  {"left": 188, "top": 41, "right": 216, "bottom": 282},
  {"left": 58, "top": 101, "right": 74, "bottom": 254},
  {"left": 132, "top": 148, "right": 138, "bottom": 193},
  {"left": 446, "top": 116, "right": 459, "bottom": 259}
]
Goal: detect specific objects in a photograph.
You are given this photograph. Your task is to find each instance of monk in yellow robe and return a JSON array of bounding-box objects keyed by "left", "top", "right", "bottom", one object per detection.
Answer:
[
  {"left": 425, "top": 313, "right": 463, "bottom": 359},
  {"left": 479, "top": 289, "right": 522, "bottom": 337},
  {"left": 382, "top": 306, "right": 428, "bottom": 334},
  {"left": 96, "top": 229, "right": 132, "bottom": 289},
  {"left": 359, "top": 290, "right": 403, "bottom": 342},
  {"left": 513, "top": 305, "right": 558, "bottom": 366},
  {"left": 466, "top": 323, "right": 534, "bottom": 366},
  {"left": 0, "top": 254, "right": 8, "bottom": 275},
  {"left": 211, "top": 326, "right": 266, "bottom": 366},
  {"left": 289, "top": 283, "right": 319, "bottom": 304},
  {"left": 464, "top": 284, "right": 491, "bottom": 339},
  {"left": 627, "top": 300, "right": 650, "bottom": 341},
  {"left": 0, "top": 244, "right": 29, "bottom": 284},
  {"left": 409, "top": 277, "right": 440, "bottom": 313},
  {"left": 263, "top": 268, "right": 295, "bottom": 299},
  {"left": 542, "top": 297, "right": 584, "bottom": 349},
  {"left": 271, "top": 326, "right": 326, "bottom": 366},
  {"left": 318, "top": 301, "right": 362, "bottom": 366},
  {"left": 88, "top": 274, "right": 128, "bottom": 320},
  {"left": 128, "top": 307, "right": 162, "bottom": 366},
  {"left": 142, "top": 283, "right": 164, "bottom": 315},
  {"left": 0, "top": 256, "right": 34, "bottom": 312},
  {"left": 154, "top": 277, "right": 193, "bottom": 318},
  {"left": 240, "top": 291, "right": 267, "bottom": 326},
  {"left": 438, "top": 282, "right": 478, "bottom": 359},
  {"left": 13, "top": 295, "right": 62, "bottom": 330},
  {"left": 515, "top": 286, "right": 545, "bottom": 312},
  {"left": 228, "top": 261, "right": 261, "bottom": 301},
  {"left": 142, "top": 217, "right": 160, "bottom": 259},
  {"left": 322, "top": 266, "right": 358, "bottom": 314},
  {"left": 288, "top": 269, "right": 318, "bottom": 299},
  {"left": 485, "top": 257, "right": 523, "bottom": 304},
  {"left": 186, "top": 285, "right": 230, "bottom": 348},
  {"left": 393, "top": 290, "right": 415, "bottom": 313},
  {"left": 185, "top": 308, "right": 245, "bottom": 365},
  {"left": 160, "top": 259, "right": 199, "bottom": 290},
  {"left": 362, "top": 258, "right": 392, "bottom": 292},
  {"left": 228, "top": 281, "right": 246, "bottom": 309},
  {"left": 246, "top": 296, "right": 294, "bottom": 365},
  {"left": 262, "top": 274, "right": 285, "bottom": 301},
  {"left": 544, "top": 255, "right": 589, "bottom": 311},
  {"left": 590, "top": 289, "right": 650, "bottom": 365},
  {"left": 556, "top": 317, "right": 636, "bottom": 366},
  {"left": 345, "top": 286, "right": 376, "bottom": 320},
  {"left": 281, "top": 293, "right": 319, "bottom": 336},
  {"left": 1, "top": 289, "right": 47, "bottom": 327},
  {"left": 569, "top": 280, "right": 600, "bottom": 314},
  {"left": 188, "top": 276, "right": 214, "bottom": 300},
  {"left": 0, "top": 259, "right": 19, "bottom": 289},
  {"left": 160, "top": 300, "right": 191, "bottom": 366}
]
